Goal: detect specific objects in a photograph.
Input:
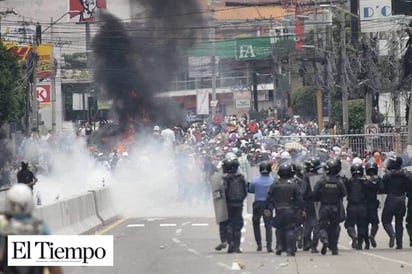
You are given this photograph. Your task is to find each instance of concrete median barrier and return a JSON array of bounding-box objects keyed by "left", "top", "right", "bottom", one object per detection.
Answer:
[
  {"left": 65, "top": 192, "right": 103, "bottom": 234},
  {"left": 90, "top": 187, "right": 118, "bottom": 226},
  {"left": 33, "top": 200, "right": 76, "bottom": 235},
  {"left": 3, "top": 186, "right": 118, "bottom": 235}
]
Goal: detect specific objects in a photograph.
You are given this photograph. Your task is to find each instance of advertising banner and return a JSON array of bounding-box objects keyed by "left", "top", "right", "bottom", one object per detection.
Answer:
[
  {"left": 196, "top": 89, "right": 209, "bottom": 115},
  {"left": 360, "top": 0, "right": 398, "bottom": 32},
  {"left": 2, "top": 41, "right": 53, "bottom": 78},
  {"left": 69, "top": 0, "right": 107, "bottom": 23}
]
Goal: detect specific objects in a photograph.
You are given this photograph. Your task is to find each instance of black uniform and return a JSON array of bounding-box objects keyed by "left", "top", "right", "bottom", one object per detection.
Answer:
[
  {"left": 301, "top": 169, "right": 322, "bottom": 253},
  {"left": 313, "top": 165, "right": 347, "bottom": 255},
  {"left": 344, "top": 166, "right": 368, "bottom": 250},
  {"left": 406, "top": 171, "right": 412, "bottom": 247},
  {"left": 294, "top": 163, "right": 306, "bottom": 250},
  {"left": 364, "top": 162, "right": 383, "bottom": 248},
  {"left": 381, "top": 157, "right": 409, "bottom": 249},
  {"left": 265, "top": 163, "right": 304, "bottom": 256},
  {"left": 223, "top": 172, "right": 248, "bottom": 253}
]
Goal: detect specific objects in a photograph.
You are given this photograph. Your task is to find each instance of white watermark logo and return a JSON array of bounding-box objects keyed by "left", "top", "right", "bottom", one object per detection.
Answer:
[{"left": 8, "top": 235, "right": 113, "bottom": 266}]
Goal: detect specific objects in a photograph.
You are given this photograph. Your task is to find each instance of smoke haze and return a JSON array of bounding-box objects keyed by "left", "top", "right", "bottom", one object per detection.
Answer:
[
  {"left": 33, "top": 1, "right": 213, "bottom": 218},
  {"left": 92, "top": 0, "right": 205, "bottom": 132}
]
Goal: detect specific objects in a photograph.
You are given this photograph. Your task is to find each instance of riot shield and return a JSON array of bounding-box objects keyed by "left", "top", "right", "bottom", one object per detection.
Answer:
[{"left": 210, "top": 171, "right": 228, "bottom": 223}]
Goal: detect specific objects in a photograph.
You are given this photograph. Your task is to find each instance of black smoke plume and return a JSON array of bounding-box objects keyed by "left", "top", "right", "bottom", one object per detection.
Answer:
[{"left": 92, "top": 0, "right": 205, "bottom": 135}]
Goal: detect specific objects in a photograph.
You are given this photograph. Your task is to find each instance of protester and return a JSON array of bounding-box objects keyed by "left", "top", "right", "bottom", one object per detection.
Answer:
[
  {"left": 16, "top": 161, "right": 38, "bottom": 190},
  {"left": 0, "top": 184, "right": 63, "bottom": 274}
]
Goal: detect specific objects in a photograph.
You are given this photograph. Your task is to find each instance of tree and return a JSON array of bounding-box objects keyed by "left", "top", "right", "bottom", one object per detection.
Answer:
[
  {"left": 332, "top": 99, "right": 365, "bottom": 130},
  {"left": 0, "top": 45, "right": 26, "bottom": 127},
  {"left": 291, "top": 86, "right": 317, "bottom": 120}
]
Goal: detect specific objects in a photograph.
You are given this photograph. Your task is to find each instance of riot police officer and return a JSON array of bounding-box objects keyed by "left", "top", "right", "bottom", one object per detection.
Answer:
[
  {"left": 364, "top": 162, "right": 383, "bottom": 248},
  {"left": 313, "top": 158, "right": 347, "bottom": 255},
  {"left": 222, "top": 157, "right": 248, "bottom": 253},
  {"left": 381, "top": 156, "right": 409, "bottom": 249},
  {"left": 294, "top": 162, "right": 306, "bottom": 250},
  {"left": 248, "top": 161, "right": 275, "bottom": 252},
  {"left": 407, "top": 170, "right": 412, "bottom": 247},
  {"left": 344, "top": 163, "right": 367, "bottom": 250},
  {"left": 301, "top": 157, "right": 323, "bottom": 253},
  {"left": 265, "top": 162, "right": 304, "bottom": 256}
]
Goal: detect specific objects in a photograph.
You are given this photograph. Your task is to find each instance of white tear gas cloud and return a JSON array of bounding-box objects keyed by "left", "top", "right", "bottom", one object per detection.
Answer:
[{"left": 28, "top": 133, "right": 213, "bottom": 218}]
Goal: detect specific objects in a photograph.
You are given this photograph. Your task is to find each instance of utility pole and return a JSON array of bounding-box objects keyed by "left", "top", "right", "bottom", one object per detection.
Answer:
[
  {"left": 391, "top": 31, "right": 402, "bottom": 155},
  {"left": 210, "top": 0, "right": 217, "bottom": 119},
  {"left": 313, "top": 2, "right": 323, "bottom": 132},
  {"left": 340, "top": 1, "right": 349, "bottom": 132},
  {"left": 51, "top": 17, "right": 56, "bottom": 133},
  {"left": 31, "top": 24, "right": 39, "bottom": 135},
  {"left": 363, "top": 35, "right": 373, "bottom": 125},
  {"left": 272, "top": 54, "right": 278, "bottom": 120},
  {"left": 325, "top": 10, "right": 334, "bottom": 127}
]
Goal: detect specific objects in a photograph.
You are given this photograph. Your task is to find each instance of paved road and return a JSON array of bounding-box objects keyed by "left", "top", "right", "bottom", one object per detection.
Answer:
[{"left": 65, "top": 215, "right": 412, "bottom": 274}]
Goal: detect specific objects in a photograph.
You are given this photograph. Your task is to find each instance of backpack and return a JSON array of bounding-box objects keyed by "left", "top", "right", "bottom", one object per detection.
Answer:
[{"left": 224, "top": 174, "right": 247, "bottom": 204}]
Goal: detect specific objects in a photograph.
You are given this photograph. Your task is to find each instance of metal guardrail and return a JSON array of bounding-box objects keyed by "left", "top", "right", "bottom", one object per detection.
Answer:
[{"left": 265, "top": 132, "right": 407, "bottom": 155}]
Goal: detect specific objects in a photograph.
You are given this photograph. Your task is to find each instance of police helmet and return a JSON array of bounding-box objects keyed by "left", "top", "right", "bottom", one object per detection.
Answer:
[
  {"left": 5, "top": 184, "right": 34, "bottom": 216},
  {"left": 225, "top": 152, "right": 238, "bottom": 161},
  {"left": 259, "top": 161, "right": 272, "bottom": 175},
  {"left": 305, "top": 157, "right": 321, "bottom": 172},
  {"left": 294, "top": 163, "right": 305, "bottom": 177},
  {"left": 365, "top": 162, "right": 378, "bottom": 176},
  {"left": 387, "top": 156, "right": 402, "bottom": 170},
  {"left": 325, "top": 158, "right": 342, "bottom": 175},
  {"left": 222, "top": 158, "right": 240, "bottom": 174},
  {"left": 277, "top": 162, "right": 295, "bottom": 178},
  {"left": 350, "top": 163, "right": 364, "bottom": 176}
]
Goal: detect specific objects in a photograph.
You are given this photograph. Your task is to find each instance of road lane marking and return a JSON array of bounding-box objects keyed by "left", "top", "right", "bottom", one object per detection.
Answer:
[
  {"left": 217, "top": 262, "right": 232, "bottom": 270},
  {"left": 192, "top": 223, "right": 208, "bottom": 227},
  {"left": 187, "top": 248, "right": 201, "bottom": 255},
  {"left": 360, "top": 251, "right": 412, "bottom": 267},
  {"left": 160, "top": 223, "right": 177, "bottom": 227},
  {"left": 96, "top": 218, "right": 128, "bottom": 235},
  {"left": 127, "top": 224, "right": 145, "bottom": 228},
  {"left": 176, "top": 228, "right": 183, "bottom": 234},
  {"left": 340, "top": 245, "right": 412, "bottom": 267},
  {"left": 182, "top": 221, "right": 191, "bottom": 226},
  {"left": 147, "top": 218, "right": 165, "bottom": 221}
]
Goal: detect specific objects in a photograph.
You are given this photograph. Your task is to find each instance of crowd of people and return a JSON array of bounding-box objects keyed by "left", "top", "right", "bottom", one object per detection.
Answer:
[{"left": 0, "top": 112, "right": 410, "bottom": 261}]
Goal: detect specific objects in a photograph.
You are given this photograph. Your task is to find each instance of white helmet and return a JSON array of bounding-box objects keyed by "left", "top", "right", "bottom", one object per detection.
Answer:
[
  {"left": 153, "top": 125, "right": 160, "bottom": 132},
  {"left": 5, "top": 184, "right": 34, "bottom": 215}
]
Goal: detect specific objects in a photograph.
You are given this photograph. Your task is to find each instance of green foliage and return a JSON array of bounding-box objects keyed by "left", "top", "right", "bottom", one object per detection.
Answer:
[
  {"left": 331, "top": 99, "right": 365, "bottom": 130},
  {"left": 0, "top": 45, "right": 25, "bottom": 127},
  {"left": 291, "top": 86, "right": 317, "bottom": 120}
]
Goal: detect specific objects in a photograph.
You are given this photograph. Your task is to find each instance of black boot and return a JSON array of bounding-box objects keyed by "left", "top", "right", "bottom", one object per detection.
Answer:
[
  {"left": 227, "top": 242, "right": 236, "bottom": 253},
  {"left": 369, "top": 236, "right": 377, "bottom": 248},
  {"left": 389, "top": 235, "right": 395, "bottom": 248},
  {"left": 364, "top": 237, "right": 370, "bottom": 250},
  {"left": 321, "top": 242, "right": 328, "bottom": 255},
  {"left": 256, "top": 243, "right": 262, "bottom": 252},
  {"left": 347, "top": 227, "right": 358, "bottom": 249},
  {"left": 215, "top": 241, "right": 228, "bottom": 251},
  {"left": 356, "top": 238, "right": 363, "bottom": 250}
]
